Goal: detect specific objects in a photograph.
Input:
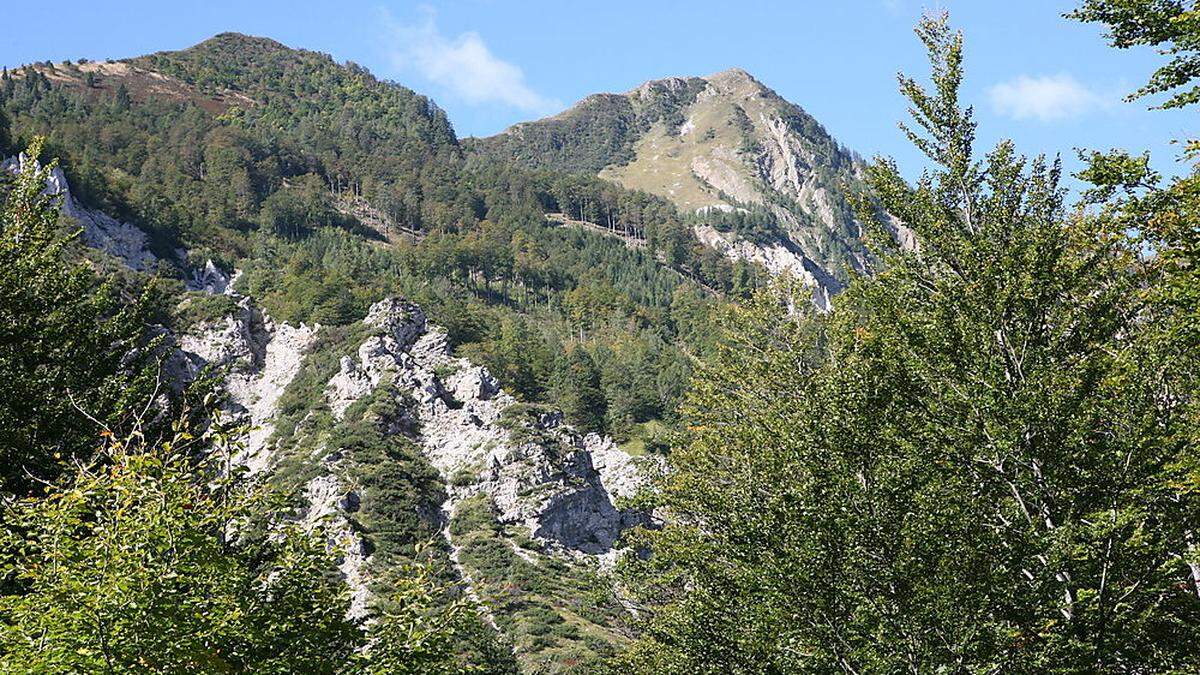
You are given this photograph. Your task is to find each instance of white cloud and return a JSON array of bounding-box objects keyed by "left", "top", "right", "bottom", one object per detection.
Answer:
[
  {"left": 987, "top": 74, "right": 1107, "bottom": 122},
  {"left": 380, "top": 8, "right": 559, "bottom": 113}
]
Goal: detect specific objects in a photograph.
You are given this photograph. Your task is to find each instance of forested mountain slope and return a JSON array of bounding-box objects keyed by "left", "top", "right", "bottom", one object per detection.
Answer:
[
  {"left": 471, "top": 69, "right": 901, "bottom": 308},
  {"left": 6, "top": 5, "right": 1200, "bottom": 673},
  {"left": 1, "top": 32, "right": 744, "bottom": 444},
  {"left": 0, "top": 33, "right": 730, "bottom": 672}
]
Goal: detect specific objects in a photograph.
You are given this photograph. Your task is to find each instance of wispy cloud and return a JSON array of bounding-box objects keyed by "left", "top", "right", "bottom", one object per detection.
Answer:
[
  {"left": 986, "top": 74, "right": 1108, "bottom": 122},
  {"left": 380, "top": 7, "right": 559, "bottom": 113}
]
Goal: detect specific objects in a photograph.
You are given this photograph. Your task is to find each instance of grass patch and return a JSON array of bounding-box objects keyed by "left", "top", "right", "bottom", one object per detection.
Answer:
[
  {"left": 171, "top": 291, "right": 240, "bottom": 330},
  {"left": 618, "top": 419, "right": 672, "bottom": 457},
  {"left": 450, "top": 494, "right": 633, "bottom": 673}
]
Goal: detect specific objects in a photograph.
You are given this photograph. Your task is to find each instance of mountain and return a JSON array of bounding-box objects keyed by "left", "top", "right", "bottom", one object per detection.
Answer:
[
  {"left": 0, "top": 33, "right": 893, "bottom": 671},
  {"left": 471, "top": 68, "right": 890, "bottom": 307},
  {"left": 3, "top": 33, "right": 706, "bottom": 672}
]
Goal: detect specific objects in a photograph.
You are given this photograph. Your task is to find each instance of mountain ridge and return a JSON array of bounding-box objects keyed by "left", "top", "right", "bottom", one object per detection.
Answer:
[
  {"left": 1, "top": 33, "right": 722, "bottom": 671},
  {"left": 470, "top": 67, "right": 880, "bottom": 306}
]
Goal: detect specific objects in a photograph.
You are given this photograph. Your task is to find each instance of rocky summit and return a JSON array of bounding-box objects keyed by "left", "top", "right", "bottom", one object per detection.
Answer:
[{"left": 472, "top": 68, "right": 912, "bottom": 308}]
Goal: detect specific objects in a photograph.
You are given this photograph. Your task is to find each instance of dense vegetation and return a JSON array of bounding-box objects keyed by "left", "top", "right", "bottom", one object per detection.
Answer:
[
  {"left": 4, "top": 2, "right": 1200, "bottom": 672},
  {"left": 450, "top": 493, "right": 634, "bottom": 671},
  {"left": 0, "top": 150, "right": 484, "bottom": 672},
  {"left": 0, "top": 138, "right": 165, "bottom": 496},
  {"left": 618, "top": 11, "right": 1200, "bottom": 673},
  {"left": 0, "top": 33, "right": 744, "bottom": 445}
]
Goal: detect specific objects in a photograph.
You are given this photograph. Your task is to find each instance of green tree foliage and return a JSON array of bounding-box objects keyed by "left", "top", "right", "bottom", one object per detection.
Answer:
[
  {"left": 554, "top": 345, "right": 607, "bottom": 434},
  {"left": 617, "top": 15, "right": 1200, "bottom": 673},
  {"left": 0, "top": 107, "right": 10, "bottom": 154},
  {"left": 1071, "top": 0, "right": 1200, "bottom": 357},
  {"left": 448, "top": 494, "right": 632, "bottom": 671},
  {"left": 0, "top": 40, "right": 735, "bottom": 444},
  {"left": 0, "top": 417, "right": 362, "bottom": 673},
  {"left": 0, "top": 139, "right": 161, "bottom": 496},
  {"left": 1069, "top": 0, "right": 1200, "bottom": 108},
  {"left": 0, "top": 415, "right": 486, "bottom": 674},
  {"left": 0, "top": 142, "right": 489, "bottom": 673},
  {"left": 1072, "top": 0, "right": 1200, "bottom": 619},
  {"left": 357, "top": 559, "right": 504, "bottom": 675}
]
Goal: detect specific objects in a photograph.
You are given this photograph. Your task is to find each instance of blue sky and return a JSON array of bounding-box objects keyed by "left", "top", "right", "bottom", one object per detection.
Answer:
[{"left": 3, "top": 0, "right": 1195, "bottom": 184}]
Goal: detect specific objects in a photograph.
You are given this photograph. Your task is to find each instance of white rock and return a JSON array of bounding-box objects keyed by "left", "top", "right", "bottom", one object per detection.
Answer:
[
  {"left": 303, "top": 474, "right": 371, "bottom": 620},
  {"left": 2, "top": 154, "right": 158, "bottom": 271},
  {"left": 176, "top": 298, "right": 317, "bottom": 472},
  {"left": 187, "top": 259, "right": 234, "bottom": 295},
  {"left": 322, "top": 297, "right": 649, "bottom": 556}
]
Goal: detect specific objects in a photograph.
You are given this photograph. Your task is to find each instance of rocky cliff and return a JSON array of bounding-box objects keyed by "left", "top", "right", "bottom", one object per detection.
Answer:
[
  {"left": 173, "top": 289, "right": 651, "bottom": 665},
  {"left": 2, "top": 152, "right": 159, "bottom": 271}
]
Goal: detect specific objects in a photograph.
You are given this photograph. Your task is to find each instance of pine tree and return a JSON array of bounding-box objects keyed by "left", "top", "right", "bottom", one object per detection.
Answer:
[
  {"left": 0, "top": 108, "right": 10, "bottom": 154},
  {"left": 555, "top": 345, "right": 607, "bottom": 434}
]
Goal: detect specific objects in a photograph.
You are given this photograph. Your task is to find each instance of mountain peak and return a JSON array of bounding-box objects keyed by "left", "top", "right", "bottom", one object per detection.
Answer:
[
  {"left": 703, "top": 67, "right": 769, "bottom": 96},
  {"left": 708, "top": 66, "right": 754, "bottom": 81},
  {"left": 128, "top": 32, "right": 305, "bottom": 80},
  {"left": 472, "top": 63, "right": 869, "bottom": 302},
  {"left": 185, "top": 32, "right": 291, "bottom": 55}
]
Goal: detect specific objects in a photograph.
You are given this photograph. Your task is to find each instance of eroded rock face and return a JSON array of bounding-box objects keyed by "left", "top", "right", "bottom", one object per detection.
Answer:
[
  {"left": 693, "top": 223, "right": 837, "bottom": 310},
  {"left": 187, "top": 260, "right": 234, "bottom": 295},
  {"left": 304, "top": 473, "right": 371, "bottom": 620},
  {"left": 2, "top": 153, "right": 158, "bottom": 271},
  {"left": 8, "top": 149, "right": 651, "bottom": 632},
  {"left": 175, "top": 295, "right": 318, "bottom": 472},
  {"left": 165, "top": 289, "right": 653, "bottom": 624},
  {"left": 323, "top": 298, "right": 651, "bottom": 556}
]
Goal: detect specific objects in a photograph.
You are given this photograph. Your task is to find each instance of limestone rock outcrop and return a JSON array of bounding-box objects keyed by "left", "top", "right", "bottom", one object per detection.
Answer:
[
  {"left": 176, "top": 293, "right": 652, "bottom": 619},
  {"left": 323, "top": 298, "right": 650, "bottom": 555},
  {"left": 2, "top": 153, "right": 158, "bottom": 271}
]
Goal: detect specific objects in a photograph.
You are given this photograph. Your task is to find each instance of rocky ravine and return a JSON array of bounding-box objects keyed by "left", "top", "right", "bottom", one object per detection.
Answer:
[{"left": 175, "top": 290, "right": 652, "bottom": 624}]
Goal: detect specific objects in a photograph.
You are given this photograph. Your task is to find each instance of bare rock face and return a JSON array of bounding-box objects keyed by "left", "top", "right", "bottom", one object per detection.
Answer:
[
  {"left": 176, "top": 296, "right": 318, "bottom": 472},
  {"left": 2, "top": 153, "right": 158, "bottom": 271},
  {"left": 586, "top": 433, "right": 655, "bottom": 502},
  {"left": 187, "top": 260, "right": 235, "bottom": 294},
  {"left": 693, "top": 223, "right": 837, "bottom": 310},
  {"left": 303, "top": 473, "right": 371, "bottom": 619},
  {"left": 171, "top": 291, "right": 651, "bottom": 620},
  {"left": 320, "top": 298, "right": 652, "bottom": 556}
]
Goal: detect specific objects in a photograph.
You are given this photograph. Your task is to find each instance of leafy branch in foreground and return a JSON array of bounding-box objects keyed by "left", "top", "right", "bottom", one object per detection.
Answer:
[
  {"left": 0, "top": 411, "right": 361, "bottom": 673},
  {"left": 0, "top": 137, "right": 163, "bottom": 496},
  {"left": 1069, "top": 0, "right": 1200, "bottom": 108}
]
